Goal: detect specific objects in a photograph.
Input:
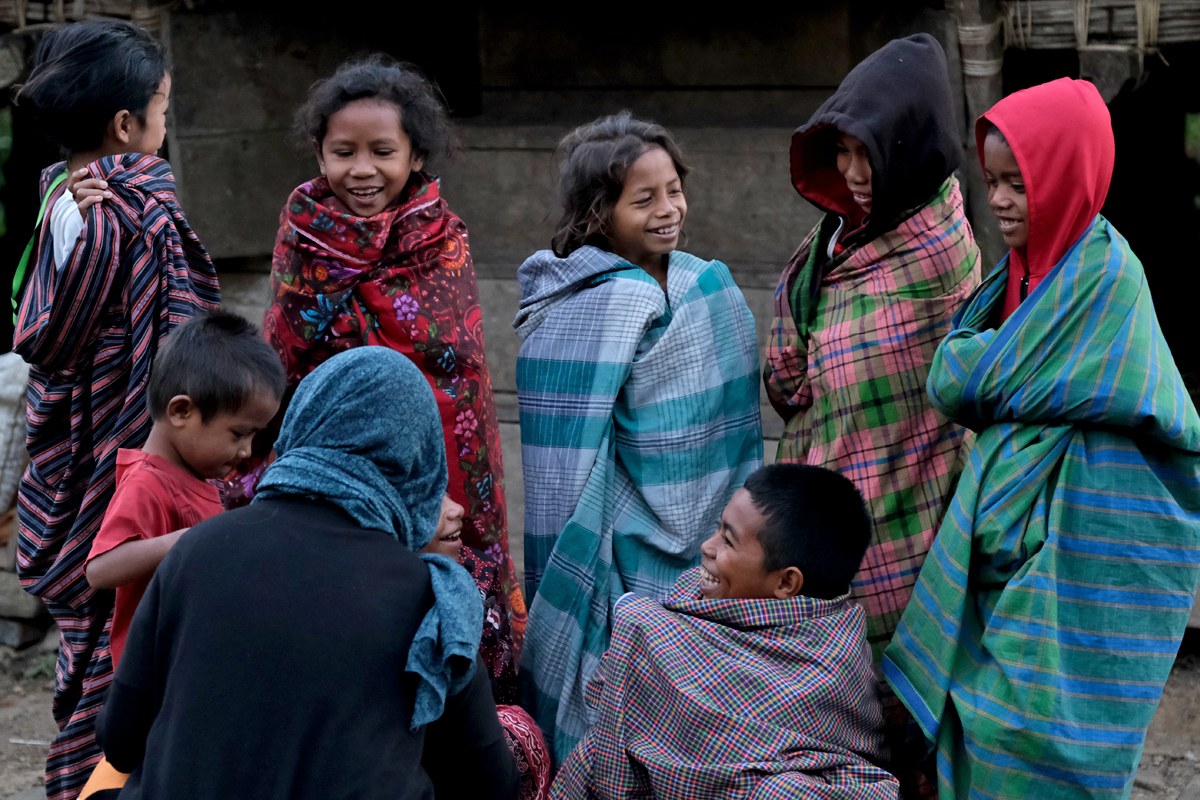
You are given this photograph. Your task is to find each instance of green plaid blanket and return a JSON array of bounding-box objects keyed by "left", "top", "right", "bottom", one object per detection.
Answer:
[
  {"left": 765, "top": 176, "right": 980, "bottom": 666},
  {"left": 883, "top": 216, "right": 1200, "bottom": 799}
]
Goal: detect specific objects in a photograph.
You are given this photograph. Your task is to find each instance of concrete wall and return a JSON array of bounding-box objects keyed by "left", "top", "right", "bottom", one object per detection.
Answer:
[{"left": 175, "top": 5, "right": 954, "bottom": 579}]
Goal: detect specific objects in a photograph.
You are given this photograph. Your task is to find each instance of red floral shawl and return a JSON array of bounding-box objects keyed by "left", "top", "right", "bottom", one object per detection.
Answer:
[{"left": 263, "top": 173, "right": 525, "bottom": 647}]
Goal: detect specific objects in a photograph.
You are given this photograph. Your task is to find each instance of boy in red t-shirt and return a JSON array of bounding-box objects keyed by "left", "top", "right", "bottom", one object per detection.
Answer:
[{"left": 86, "top": 310, "right": 285, "bottom": 667}]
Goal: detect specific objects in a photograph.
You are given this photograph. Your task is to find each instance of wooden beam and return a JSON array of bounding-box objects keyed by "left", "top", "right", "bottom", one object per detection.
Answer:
[{"left": 956, "top": 0, "right": 1009, "bottom": 269}]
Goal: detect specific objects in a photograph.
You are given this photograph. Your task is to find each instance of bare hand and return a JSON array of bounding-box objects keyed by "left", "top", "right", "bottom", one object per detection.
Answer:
[{"left": 66, "top": 167, "right": 112, "bottom": 218}]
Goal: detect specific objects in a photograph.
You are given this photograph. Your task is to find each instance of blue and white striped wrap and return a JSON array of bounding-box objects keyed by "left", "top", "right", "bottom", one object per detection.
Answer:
[{"left": 514, "top": 245, "right": 764, "bottom": 765}]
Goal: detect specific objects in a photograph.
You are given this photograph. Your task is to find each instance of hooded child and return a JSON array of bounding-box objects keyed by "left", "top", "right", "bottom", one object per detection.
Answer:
[
  {"left": 883, "top": 78, "right": 1200, "bottom": 800},
  {"left": 259, "top": 57, "right": 525, "bottom": 650},
  {"left": 515, "top": 112, "right": 763, "bottom": 766},
  {"left": 11, "top": 20, "right": 220, "bottom": 796},
  {"left": 552, "top": 465, "right": 897, "bottom": 799},
  {"left": 763, "top": 32, "right": 980, "bottom": 759}
]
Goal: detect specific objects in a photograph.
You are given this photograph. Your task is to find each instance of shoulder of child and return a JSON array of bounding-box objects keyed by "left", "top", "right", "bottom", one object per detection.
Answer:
[{"left": 90, "top": 459, "right": 181, "bottom": 559}]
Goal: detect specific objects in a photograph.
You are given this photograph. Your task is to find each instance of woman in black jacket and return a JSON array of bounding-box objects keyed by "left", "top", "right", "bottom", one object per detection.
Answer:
[{"left": 95, "top": 348, "right": 519, "bottom": 800}]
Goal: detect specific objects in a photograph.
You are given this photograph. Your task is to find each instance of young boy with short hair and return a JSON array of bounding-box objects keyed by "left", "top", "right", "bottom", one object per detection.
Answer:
[
  {"left": 86, "top": 311, "right": 285, "bottom": 668},
  {"left": 553, "top": 464, "right": 897, "bottom": 799}
]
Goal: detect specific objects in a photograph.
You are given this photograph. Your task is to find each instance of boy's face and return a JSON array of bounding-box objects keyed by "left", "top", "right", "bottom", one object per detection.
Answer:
[
  {"left": 169, "top": 390, "right": 280, "bottom": 480},
  {"left": 699, "top": 488, "right": 792, "bottom": 601},
  {"left": 983, "top": 132, "right": 1029, "bottom": 251}
]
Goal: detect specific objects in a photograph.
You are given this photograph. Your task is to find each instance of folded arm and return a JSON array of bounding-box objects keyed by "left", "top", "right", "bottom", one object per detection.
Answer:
[
  {"left": 516, "top": 277, "right": 658, "bottom": 594},
  {"left": 86, "top": 529, "right": 188, "bottom": 590}
]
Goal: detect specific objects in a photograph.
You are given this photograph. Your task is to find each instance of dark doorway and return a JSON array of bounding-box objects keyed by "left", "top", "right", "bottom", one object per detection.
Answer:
[
  {"left": 1002, "top": 44, "right": 1200, "bottom": 396},
  {"left": 1103, "top": 45, "right": 1200, "bottom": 394}
]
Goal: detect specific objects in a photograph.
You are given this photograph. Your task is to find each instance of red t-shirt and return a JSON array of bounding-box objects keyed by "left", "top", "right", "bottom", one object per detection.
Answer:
[{"left": 88, "top": 449, "right": 223, "bottom": 667}]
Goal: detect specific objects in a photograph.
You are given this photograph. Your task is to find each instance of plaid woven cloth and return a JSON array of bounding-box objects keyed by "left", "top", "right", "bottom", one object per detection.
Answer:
[
  {"left": 552, "top": 568, "right": 898, "bottom": 799},
  {"left": 883, "top": 216, "right": 1200, "bottom": 800},
  {"left": 764, "top": 176, "right": 979, "bottom": 671},
  {"left": 514, "top": 246, "right": 763, "bottom": 766}
]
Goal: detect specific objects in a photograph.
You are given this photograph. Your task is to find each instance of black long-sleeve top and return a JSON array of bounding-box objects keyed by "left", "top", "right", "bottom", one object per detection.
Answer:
[{"left": 96, "top": 498, "right": 518, "bottom": 800}]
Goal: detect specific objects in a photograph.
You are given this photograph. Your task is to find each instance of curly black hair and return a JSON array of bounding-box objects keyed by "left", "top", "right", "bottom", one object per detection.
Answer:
[
  {"left": 294, "top": 55, "right": 452, "bottom": 164},
  {"left": 17, "top": 19, "right": 168, "bottom": 154},
  {"left": 551, "top": 111, "right": 690, "bottom": 258}
]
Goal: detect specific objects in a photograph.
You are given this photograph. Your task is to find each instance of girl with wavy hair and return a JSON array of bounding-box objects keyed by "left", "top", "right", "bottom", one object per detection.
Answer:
[{"left": 515, "top": 111, "right": 763, "bottom": 764}]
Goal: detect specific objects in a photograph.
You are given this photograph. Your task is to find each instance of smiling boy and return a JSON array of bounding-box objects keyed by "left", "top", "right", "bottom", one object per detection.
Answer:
[{"left": 553, "top": 464, "right": 895, "bottom": 799}]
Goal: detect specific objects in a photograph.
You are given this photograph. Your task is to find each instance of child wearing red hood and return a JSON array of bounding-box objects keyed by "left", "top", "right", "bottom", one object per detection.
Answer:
[{"left": 884, "top": 78, "right": 1200, "bottom": 799}]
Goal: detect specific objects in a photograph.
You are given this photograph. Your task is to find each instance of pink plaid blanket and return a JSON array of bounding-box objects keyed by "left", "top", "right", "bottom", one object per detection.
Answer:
[{"left": 764, "top": 176, "right": 979, "bottom": 666}]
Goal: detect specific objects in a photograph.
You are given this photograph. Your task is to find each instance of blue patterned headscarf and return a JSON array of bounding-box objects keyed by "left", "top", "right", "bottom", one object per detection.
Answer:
[{"left": 253, "top": 346, "right": 483, "bottom": 729}]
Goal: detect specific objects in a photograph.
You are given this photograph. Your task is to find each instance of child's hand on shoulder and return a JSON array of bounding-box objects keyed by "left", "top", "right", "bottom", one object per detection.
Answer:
[{"left": 67, "top": 166, "right": 113, "bottom": 218}]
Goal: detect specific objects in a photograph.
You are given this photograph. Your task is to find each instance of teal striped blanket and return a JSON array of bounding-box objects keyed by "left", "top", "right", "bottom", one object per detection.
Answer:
[
  {"left": 514, "top": 246, "right": 763, "bottom": 765},
  {"left": 883, "top": 216, "right": 1200, "bottom": 799}
]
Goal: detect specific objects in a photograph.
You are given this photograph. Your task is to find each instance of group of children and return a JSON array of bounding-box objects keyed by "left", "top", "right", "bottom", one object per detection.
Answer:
[{"left": 6, "top": 16, "right": 1199, "bottom": 800}]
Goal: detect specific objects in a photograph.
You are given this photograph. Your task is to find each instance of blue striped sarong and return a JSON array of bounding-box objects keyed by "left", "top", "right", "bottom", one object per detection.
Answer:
[
  {"left": 514, "top": 246, "right": 763, "bottom": 765},
  {"left": 883, "top": 216, "right": 1200, "bottom": 799}
]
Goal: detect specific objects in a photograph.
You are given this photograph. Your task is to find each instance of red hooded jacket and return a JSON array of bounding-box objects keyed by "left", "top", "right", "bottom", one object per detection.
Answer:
[{"left": 977, "top": 78, "right": 1116, "bottom": 321}]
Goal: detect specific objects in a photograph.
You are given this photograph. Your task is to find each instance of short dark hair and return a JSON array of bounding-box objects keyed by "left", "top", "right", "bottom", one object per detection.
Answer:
[
  {"left": 294, "top": 55, "right": 452, "bottom": 164},
  {"left": 147, "top": 311, "right": 286, "bottom": 423},
  {"left": 17, "top": 19, "right": 168, "bottom": 154},
  {"left": 743, "top": 464, "right": 871, "bottom": 600},
  {"left": 551, "top": 111, "right": 690, "bottom": 258}
]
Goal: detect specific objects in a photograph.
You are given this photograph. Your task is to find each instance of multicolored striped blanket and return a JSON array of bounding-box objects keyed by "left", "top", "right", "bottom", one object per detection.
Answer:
[
  {"left": 514, "top": 246, "right": 763, "bottom": 765},
  {"left": 764, "top": 175, "right": 978, "bottom": 721},
  {"left": 883, "top": 216, "right": 1200, "bottom": 799},
  {"left": 13, "top": 154, "right": 219, "bottom": 799},
  {"left": 552, "top": 568, "right": 897, "bottom": 799}
]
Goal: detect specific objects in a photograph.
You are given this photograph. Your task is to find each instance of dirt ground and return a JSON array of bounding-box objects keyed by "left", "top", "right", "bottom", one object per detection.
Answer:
[
  {"left": 0, "top": 641, "right": 59, "bottom": 800},
  {"left": 3, "top": 639, "right": 1200, "bottom": 799}
]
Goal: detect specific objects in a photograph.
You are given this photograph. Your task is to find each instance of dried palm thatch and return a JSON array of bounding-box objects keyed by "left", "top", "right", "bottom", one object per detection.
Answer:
[{"left": 1002, "top": 0, "right": 1200, "bottom": 50}]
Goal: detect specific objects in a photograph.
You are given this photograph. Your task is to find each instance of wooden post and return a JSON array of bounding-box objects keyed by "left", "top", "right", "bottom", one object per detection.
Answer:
[{"left": 956, "top": 0, "right": 1008, "bottom": 269}]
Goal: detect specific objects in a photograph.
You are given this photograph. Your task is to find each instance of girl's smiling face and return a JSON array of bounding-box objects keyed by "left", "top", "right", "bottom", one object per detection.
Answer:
[
  {"left": 318, "top": 98, "right": 424, "bottom": 218},
  {"left": 983, "top": 131, "right": 1029, "bottom": 251},
  {"left": 421, "top": 495, "right": 465, "bottom": 560},
  {"left": 605, "top": 145, "right": 687, "bottom": 276}
]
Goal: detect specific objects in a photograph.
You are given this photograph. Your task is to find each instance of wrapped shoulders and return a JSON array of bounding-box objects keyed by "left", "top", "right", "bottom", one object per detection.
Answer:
[
  {"left": 672, "top": 251, "right": 738, "bottom": 286},
  {"left": 547, "top": 268, "right": 664, "bottom": 322}
]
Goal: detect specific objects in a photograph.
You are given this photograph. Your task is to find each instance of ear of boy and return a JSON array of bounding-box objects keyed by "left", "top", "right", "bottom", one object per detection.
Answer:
[
  {"left": 771, "top": 566, "right": 805, "bottom": 600},
  {"left": 166, "top": 395, "right": 198, "bottom": 427}
]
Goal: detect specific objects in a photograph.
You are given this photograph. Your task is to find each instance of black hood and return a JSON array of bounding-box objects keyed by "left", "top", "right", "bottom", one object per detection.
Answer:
[{"left": 790, "top": 33, "right": 961, "bottom": 238}]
